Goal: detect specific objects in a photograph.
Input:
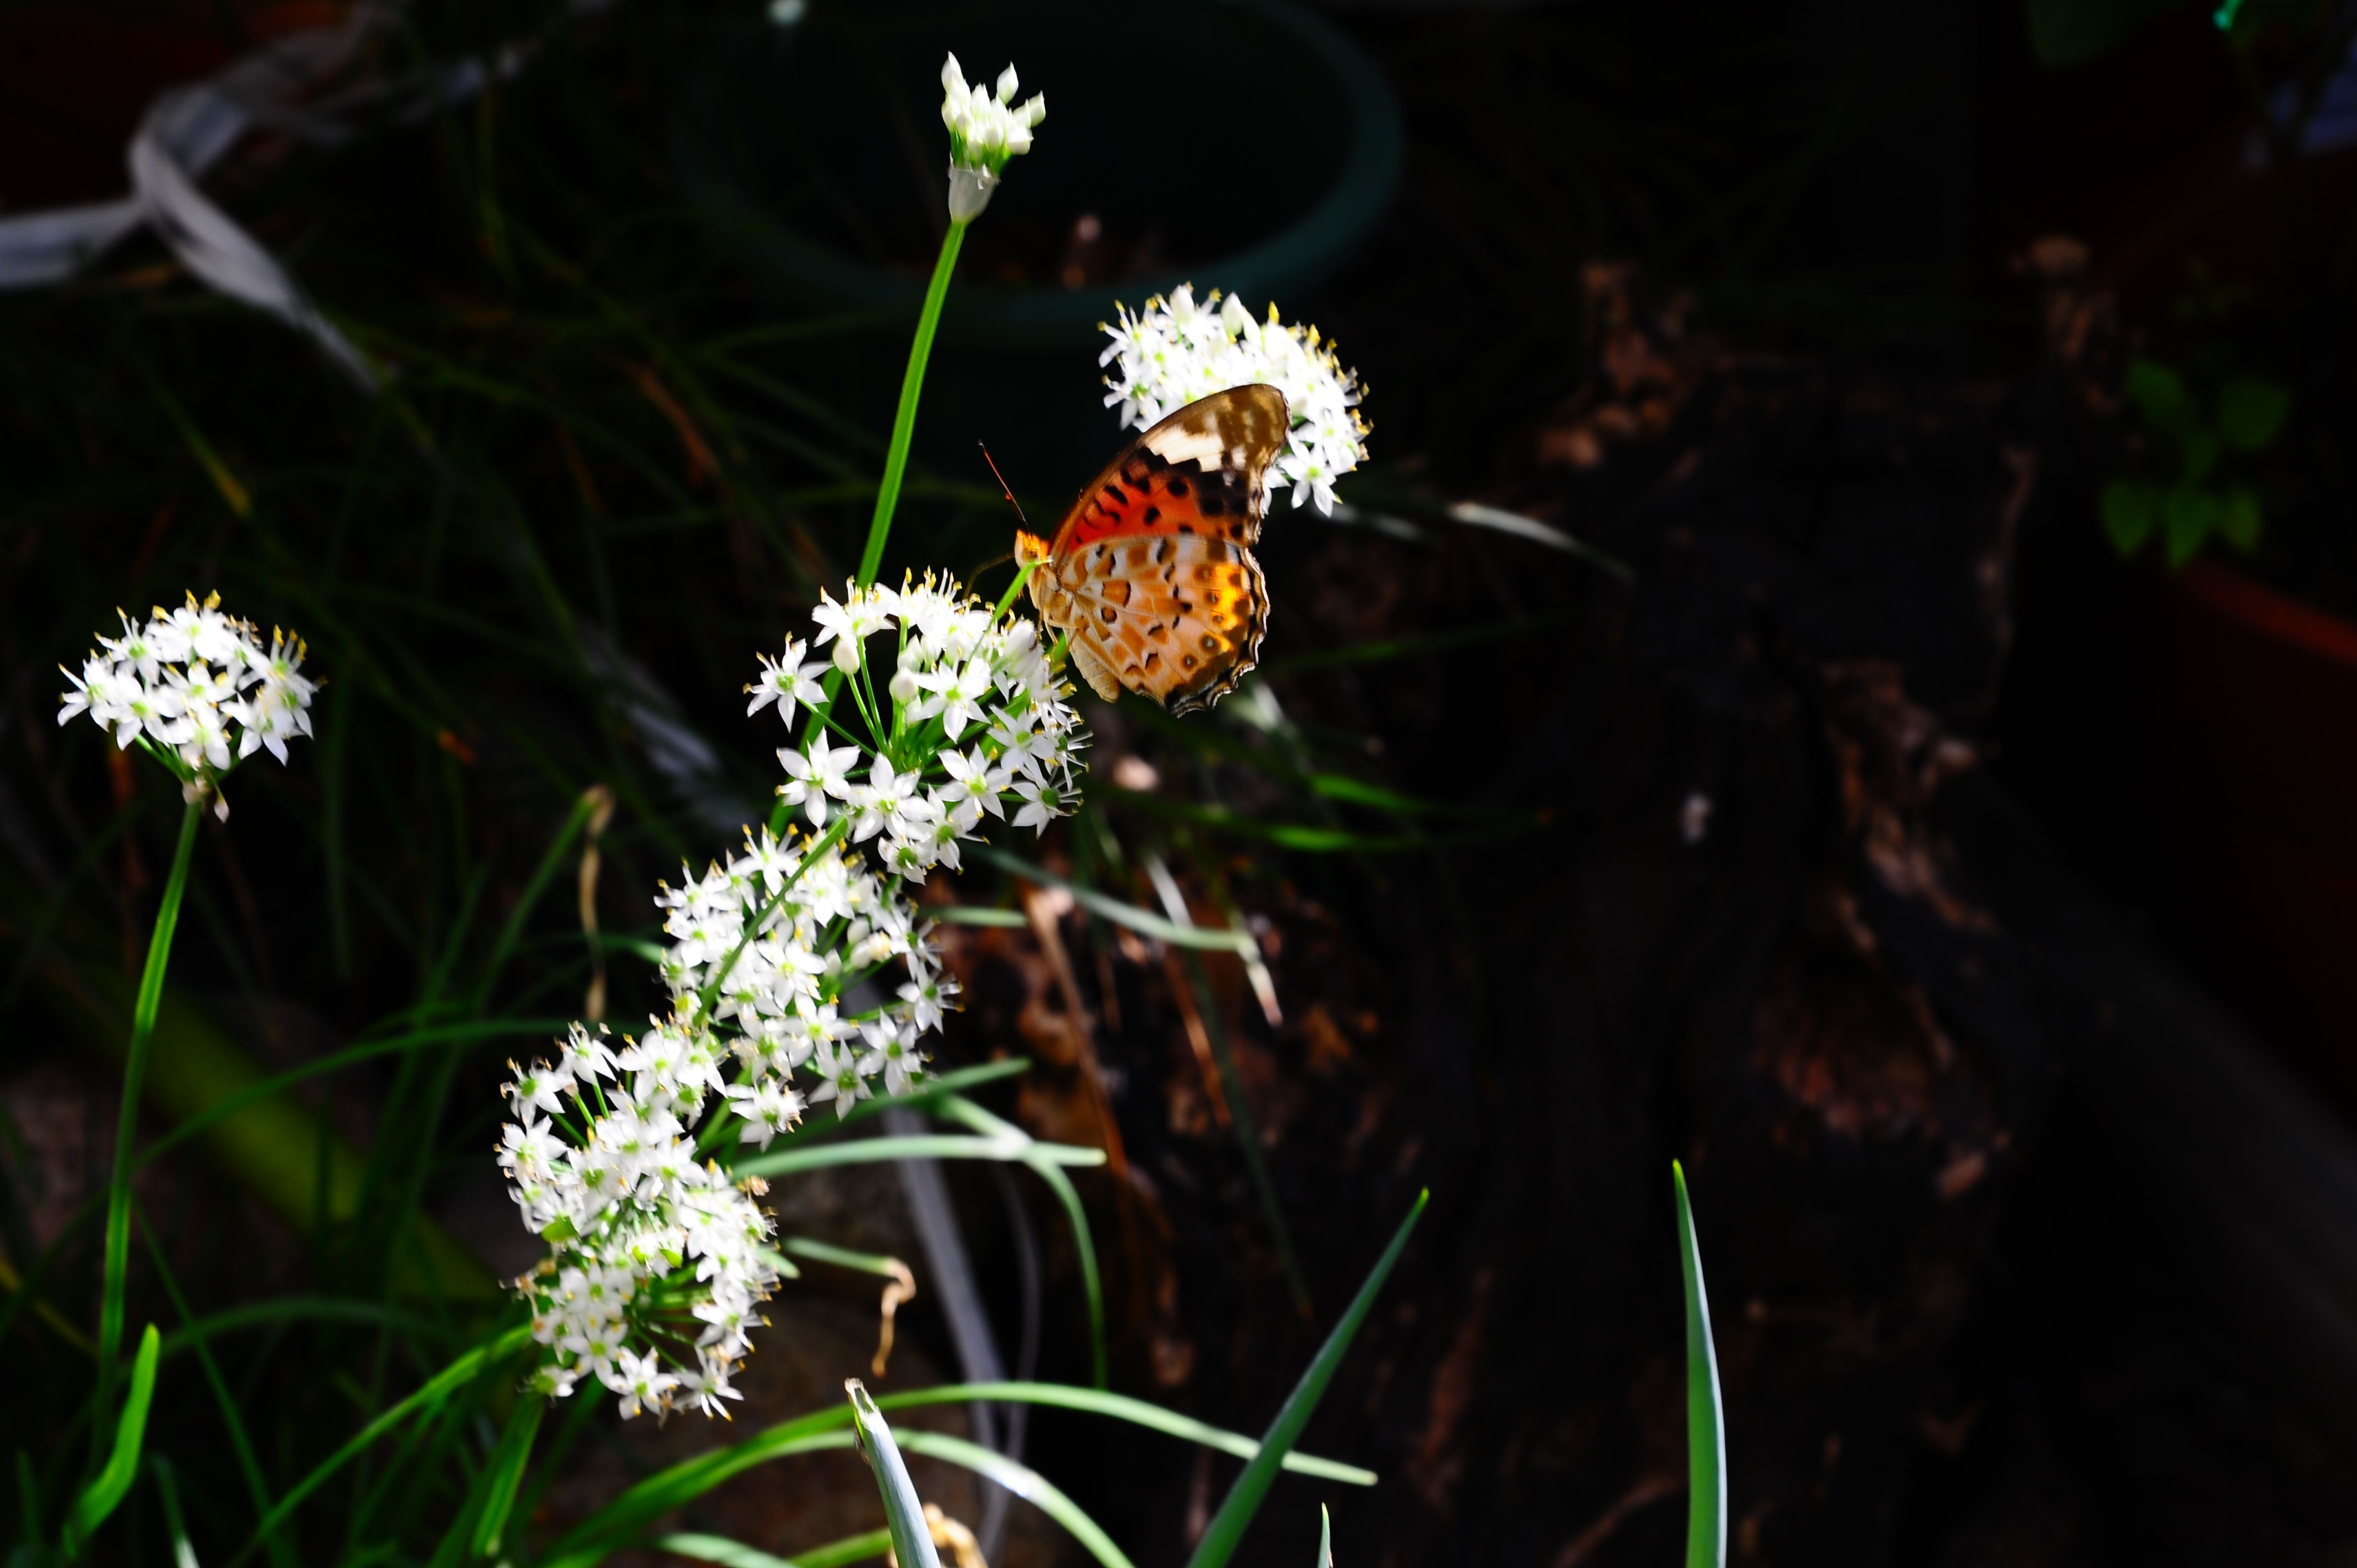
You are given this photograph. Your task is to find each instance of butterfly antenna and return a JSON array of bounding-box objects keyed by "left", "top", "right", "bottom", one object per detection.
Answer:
[{"left": 977, "top": 442, "right": 1029, "bottom": 527}]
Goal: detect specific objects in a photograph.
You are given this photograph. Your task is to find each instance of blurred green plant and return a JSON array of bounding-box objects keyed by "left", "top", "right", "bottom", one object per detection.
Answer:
[{"left": 2102, "top": 358, "right": 2292, "bottom": 567}]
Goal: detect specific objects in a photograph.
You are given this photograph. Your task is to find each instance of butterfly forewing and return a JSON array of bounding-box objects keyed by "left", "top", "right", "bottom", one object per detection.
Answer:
[{"left": 1027, "top": 384, "right": 1286, "bottom": 715}]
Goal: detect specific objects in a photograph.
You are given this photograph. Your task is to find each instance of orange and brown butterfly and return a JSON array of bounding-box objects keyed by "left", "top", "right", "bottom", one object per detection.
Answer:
[{"left": 1013, "top": 384, "right": 1289, "bottom": 717}]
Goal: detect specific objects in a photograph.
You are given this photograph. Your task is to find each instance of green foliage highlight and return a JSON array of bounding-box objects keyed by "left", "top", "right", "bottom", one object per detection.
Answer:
[
  {"left": 1675, "top": 1162, "right": 1726, "bottom": 1568},
  {"left": 64, "top": 1323, "right": 160, "bottom": 1556},
  {"left": 1185, "top": 1192, "right": 1428, "bottom": 1568},
  {"left": 2103, "top": 357, "right": 2290, "bottom": 568},
  {"left": 846, "top": 1384, "right": 942, "bottom": 1568}
]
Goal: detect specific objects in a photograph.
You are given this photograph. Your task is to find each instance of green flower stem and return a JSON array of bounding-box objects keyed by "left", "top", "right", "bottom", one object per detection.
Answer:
[
  {"left": 96, "top": 797, "right": 200, "bottom": 1396},
  {"left": 856, "top": 219, "right": 968, "bottom": 590}
]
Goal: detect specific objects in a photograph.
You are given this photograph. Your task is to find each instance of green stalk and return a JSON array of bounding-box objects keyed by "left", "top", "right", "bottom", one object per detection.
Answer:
[
  {"left": 855, "top": 220, "right": 967, "bottom": 589},
  {"left": 96, "top": 797, "right": 202, "bottom": 1394}
]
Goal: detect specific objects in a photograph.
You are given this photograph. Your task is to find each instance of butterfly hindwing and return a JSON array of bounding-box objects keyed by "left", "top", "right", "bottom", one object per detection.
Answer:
[{"left": 1026, "top": 385, "right": 1286, "bottom": 714}]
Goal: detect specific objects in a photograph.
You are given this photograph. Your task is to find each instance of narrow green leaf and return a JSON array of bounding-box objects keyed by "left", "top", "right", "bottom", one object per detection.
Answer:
[
  {"left": 467, "top": 1394, "right": 547, "bottom": 1558},
  {"left": 151, "top": 1456, "right": 199, "bottom": 1568},
  {"left": 873, "top": 1383, "right": 1375, "bottom": 1484},
  {"left": 1186, "top": 1192, "right": 1429, "bottom": 1568},
  {"left": 932, "top": 906, "right": 1027, "bottom": 928},
  {"left": 892, "top": 1431, "right": 1136, "bottom": 1568},
  {"left": 932, "top": 1096, "right": 1109, "bottom": 1387},
  {"left": 1316, "top": 1505, "right": 1332, "bottom": 1567},
  {"left": 540, "top": 1381, "right": 1370, "bottom": 1567},
  {"left": 1675, "top": 1162, "right": 1726, "bottom": 1568},
  {"left": 226, "top": 1325, "right": 534, "bottom": 1568},
  {"left": 2216, "top": 375, "right": 2292, "bottom": 452},
  {"left": 65, "top": 1323, "right": 161, "bottom": 1552},
  {"left": 16, "top": 1449, "right": 40, "bottom": 1548},
  {"left": 658, "top": 1529, "right": 892, "bottom": 1568},
  {"left": 970, "top": 845, "right": 1255, "bottom": 953},
  {"left": 845, "top": 1383, "right": 941, "bottom": 1568},
  {"left": 735, "top": 1132, "right": 1104, "bottom": 1182}
]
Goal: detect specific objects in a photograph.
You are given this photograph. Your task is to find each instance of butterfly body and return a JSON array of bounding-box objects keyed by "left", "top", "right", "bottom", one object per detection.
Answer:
[{"left": 1016, "top": 384, "right": 1287, "bottom": 716}]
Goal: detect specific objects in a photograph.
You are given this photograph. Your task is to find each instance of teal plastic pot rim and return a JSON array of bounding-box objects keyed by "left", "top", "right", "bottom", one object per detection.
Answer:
[{"left": 670, "top": 0, "right": 1401, "bottom": 353}]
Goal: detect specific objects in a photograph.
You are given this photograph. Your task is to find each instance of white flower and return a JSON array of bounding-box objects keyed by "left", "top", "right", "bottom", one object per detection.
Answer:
[
  {"left": 846, "top": 755, "right": 919, "bottom": 843},
  {"left": 1010, "top": 775, "right": 1065, "bottom": 835},
  {"left": 940, "top": 53, "right": 1044, "bottom": 176},
  {"left": 610, "top": 1347, "right": 678, "bottom": 1419},
  {"left": 503, "top": 569, "right": 1095, "bottom": 1417},
  {"left": 723, "top": 1078, "right": 806, "bottom": 1148},
  {"left": 508, "top": 1059, "right": 574, "bottom": 1118},
  {"left": 1099, "top": 287, "right": 1370, "bottom": 510},
  {"left": 777, "top": 740, "right": 858, "bottom": 826},
  {"left": 745, "top": 639, "right": 827, "bottom": 728},
  {"left": 55, "top": 595, "right": 313, "bottom": 780},
  {"left": 920, "top": 656, "right": 995, "bottom": 741}
]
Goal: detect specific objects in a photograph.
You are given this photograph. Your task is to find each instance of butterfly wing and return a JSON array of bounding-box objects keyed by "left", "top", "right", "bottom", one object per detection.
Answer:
[{"left": 1021, "top": 384, "right": 1288, "bottom": 716}]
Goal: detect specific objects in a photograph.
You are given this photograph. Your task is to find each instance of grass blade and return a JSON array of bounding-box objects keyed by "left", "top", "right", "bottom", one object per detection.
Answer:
[
  {"left": 891, "top": 1430, "right": 1135, "bottom": 1568},
  {"left": 467, "top": 1393, "right": 547, "bottom": 1559},
  {"left": 658, "top": 1529, "right": 892, "bottom": 1568},
  {"left": 931, "top": 1095, "right": 1109, "bottom": 1388},
  {"left": 226, "top": 1324, "right": 534, "bottom": 1568},
  {"left": 845, "top": 1382, "right": 941, "bottom": 1568},
  {"left": 1317, "top": 1504, "right": 1331, "bottom": 1566},
  {"left": 1185, "top": 1192, "right": 1428, "bottom": 1568},
  {"left": 734, "top": 1132, "right": 1104, "bottom": 1181},
  {"left": 65, "top": 1322, "right": 161, "bottom": 1553},
  {"left": 538, "top": 1380, "right": 1369, "bottom": 1568},
  {"left": 152, "top": 1455, "right": 199, "bottom": 1568},
  {"left": 1675, "top": 1162, "right": 1726, "bottom": 1568},
  {"left": 870, "top": 1383, "right": 1374, "bottom": 1485}
]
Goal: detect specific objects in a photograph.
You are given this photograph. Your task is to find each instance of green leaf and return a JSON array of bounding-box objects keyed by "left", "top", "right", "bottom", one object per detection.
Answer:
[
  {"left": 64, "top": 1323, "right": 160, "bottom": 1554},
  {"left": 466, "top": 1394, "right": 547, "bottom": 1559},
  {"left": 227, "top": 1325, "right": 534, "bottom": 1568},
  {"left": 1317, "top": 1505, "right": 1332, "bottom": 1567},
  {"left": 2221, "top": 487, "right": 2264, "bottom": 552},
  {"left": 891, "top": 1432, "right": 1136, "bottom": 1568},
  {"left": 879, "top": 1383, "right": 1375, "bottom": 1484},
  {"left": 1675, "top": 1163, "right": 1726, "bottom": 1568},
  {"left": 2101, "top": 479, "right": 2160, "bottom": 556},
  {"left": 150, "top": 1457, "right": 198, "bottom": 1568},
  {"left": 2163, "top": 483, "right": 2225, "bottom": 568},
  {"left": 540, "top": 1381, "right": 1371, "bottom": 1568},
  {"left": 2027, "top": 0, "right": 2189, "bottom": 68},
  {"left": 844, "top": 1383, "right": 941, "bottom": 1568},
  {"left": 1185, "top": 1192, "right": 1429, "bottom": 1568},
  {"left": 931, "top": 1097, "right": 1110, "bottom": 1388},
  {"left": 658, "top": 1529, "right": 892, "bottom": 1568},
  {"left": 2216, "top": 376, "right": 2292, "bottom": 452},
  {"left": 734, "top": 1132, "right": 1104, "bottom": 1182},
  {"left": 2124, "top": 357, "right": 2199, "bottom": 439}
]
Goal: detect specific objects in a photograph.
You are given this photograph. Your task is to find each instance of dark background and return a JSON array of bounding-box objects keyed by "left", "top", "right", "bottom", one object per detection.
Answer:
[{"left": 4, "top": 1, "right": 2356, "bottom": 1565}]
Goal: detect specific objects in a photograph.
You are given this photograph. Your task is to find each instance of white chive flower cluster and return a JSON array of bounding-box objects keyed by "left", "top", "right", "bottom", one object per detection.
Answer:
[
  {"left": 501, "top": 572, "right": 1085, "bottom": 1417},
  {"left": 939, "top": 54, "right": 1044, "bottom": 221},
  {"left": 57, "top": 592, "right": 316, "bottom": 812},
  {"left": 1100, "top": 285, "right": 1371, "bottom": 515}
]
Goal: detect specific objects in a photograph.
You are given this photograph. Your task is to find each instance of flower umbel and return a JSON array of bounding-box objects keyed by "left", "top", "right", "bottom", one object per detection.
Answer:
[
  {"left": 1099, "top": 285, "right": 1372, "bottom": 514},
  {"left": 502, "top": 573, "right": 1086, "bottom": 1419},
  {"left": 58, "top": 592, "right": 317, "bottom": 814},
  {"left": 939, "top": 53, "right": 1044, "bottom": 221}
]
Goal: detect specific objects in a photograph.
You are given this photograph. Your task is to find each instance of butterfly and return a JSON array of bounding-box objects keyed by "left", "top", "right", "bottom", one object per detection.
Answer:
[{"left": 1013, "top": 384, "right": 1289, "bottom": 716}]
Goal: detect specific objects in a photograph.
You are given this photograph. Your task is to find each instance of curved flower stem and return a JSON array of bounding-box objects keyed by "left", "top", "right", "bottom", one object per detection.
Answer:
[
  {"left": 856, "top": 219, "right": 969, "bottom": 590},
  {"left": 96, "top": 797, "right": 203, "bottom": 1408}
]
